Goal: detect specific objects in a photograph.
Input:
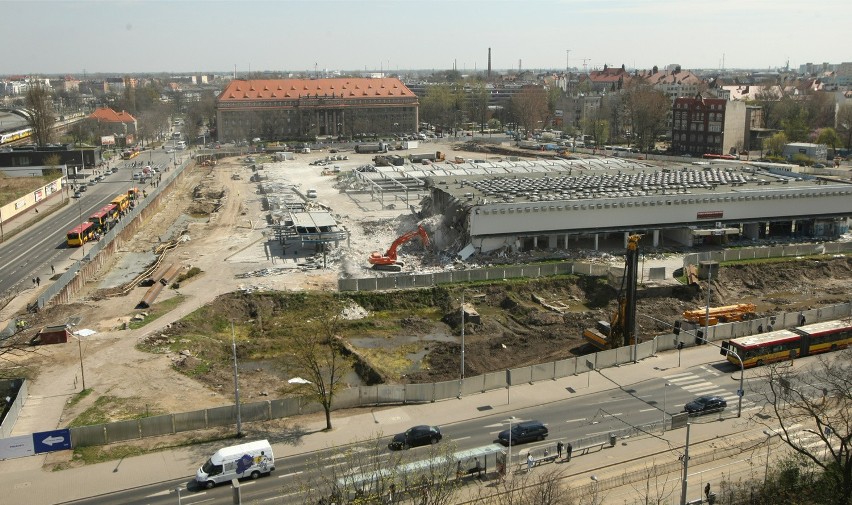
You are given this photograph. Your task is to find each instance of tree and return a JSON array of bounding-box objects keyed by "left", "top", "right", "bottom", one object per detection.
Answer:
[
  {"left": 25, "top": 79, "right": 56, "bottom": 147},
  {"left": 630, "top": 461, "right": 678, "bottom": 505},
  {"left": 758, "top": 350, "right": 852, "bottom": 505},
  {"left": 815, "top": 128, "right": 841, "bottom": 155},
  {"left": 468, "top": 82, "right": 490, "bottom": 132},
  {"left": 764, "top": 131, "right": 789, "bottom": 157},
  {"left": 420, "top": 84, "right": 455, "bottom": 130},
  {"left": 511, "top": 86, "right": 548, "bottom": 136},
  {"left": 836, "top": 104, "right": 852, "bottom": 150},
  {"left": 623, "top": 82, "right": 669, "bottom": 153},
  {"left": 283, "top": 299, "right": 353, "bottom": 430}
]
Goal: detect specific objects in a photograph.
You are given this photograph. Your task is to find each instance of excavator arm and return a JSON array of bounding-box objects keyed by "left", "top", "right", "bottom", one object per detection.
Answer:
[{"left": 369, "top": 225, "right": 430, "bottom": 271}]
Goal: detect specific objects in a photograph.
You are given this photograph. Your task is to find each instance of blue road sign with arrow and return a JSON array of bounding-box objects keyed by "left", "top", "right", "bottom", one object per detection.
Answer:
[{"left": 33, "top": 429, "right": 71, "bottom": 454}]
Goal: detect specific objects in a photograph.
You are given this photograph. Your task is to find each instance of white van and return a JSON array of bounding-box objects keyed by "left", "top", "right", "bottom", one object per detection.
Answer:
[{"left": 195, "top": 439, "right": 274, "bottom": 489}]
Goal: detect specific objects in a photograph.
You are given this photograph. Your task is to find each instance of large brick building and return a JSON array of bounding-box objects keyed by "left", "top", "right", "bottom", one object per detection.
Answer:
[{"left": 215, "top": 78, "right": 419, "bottom": 142}]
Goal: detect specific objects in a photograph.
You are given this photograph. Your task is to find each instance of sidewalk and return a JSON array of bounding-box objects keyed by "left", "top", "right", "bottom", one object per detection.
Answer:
[{"left": 0, "top": 346, "right": 772, "bottom": 505}]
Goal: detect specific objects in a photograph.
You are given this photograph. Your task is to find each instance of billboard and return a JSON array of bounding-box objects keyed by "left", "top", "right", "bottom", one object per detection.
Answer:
[{"left": 101, "top": 135, "right": 116, "bottom": 146}]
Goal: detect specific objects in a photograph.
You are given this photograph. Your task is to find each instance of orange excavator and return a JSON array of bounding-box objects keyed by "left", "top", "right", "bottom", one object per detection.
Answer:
[{"left": 369, "top": 225, "right": 430, "bottom": 272}]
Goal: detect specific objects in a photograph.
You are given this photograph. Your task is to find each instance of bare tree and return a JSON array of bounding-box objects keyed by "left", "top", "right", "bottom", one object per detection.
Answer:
[
  {"left": 469, "top": 466, "right": 576, "bottom": 505},
  {"left": 623, "top": 81, "right": 669, "bottom": 153},
  {"left": 25, "top": 79, "right": 56, "bottom": 147},
  {"left": 630, "top": 461, "right": 678, "bottom": 505},
  {"left": 758, "top": 348, "right": 852, "bottom": 505},
  {"left": 283, "top": 299, "right": 353, "bottom": 430},
  {"left": 512, "top": 86, "right": 549, "bottom": 136}
]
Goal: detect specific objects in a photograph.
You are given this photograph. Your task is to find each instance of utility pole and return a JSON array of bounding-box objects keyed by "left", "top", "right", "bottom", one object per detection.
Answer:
[
  {"left": 566, "top": 49, "right": 571, "bottom": 72},
  {"left": 232, "top": 322, "right": 243, "bottom": 437},
  {"left": 680, "top": 422, "right": 691, "bottom": 505}
]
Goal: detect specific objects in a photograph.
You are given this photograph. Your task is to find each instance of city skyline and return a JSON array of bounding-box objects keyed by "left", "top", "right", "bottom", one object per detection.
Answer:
[{"left": 1, "top": 0, "right": 848, "bottom": 76}]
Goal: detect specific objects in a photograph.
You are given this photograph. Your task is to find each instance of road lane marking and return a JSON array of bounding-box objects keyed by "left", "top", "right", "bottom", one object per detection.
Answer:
[
  {"left": 639, "top": 408, "right": 658, "bottom": 412},
  {"left": 565, "top": 418, "right": 586, "bottom": 424},
  {"left": 278, "top": 471, "right": 303, "bottom": 478},
  {"left": 453, "top": 436, "right": 471, "bottom": 442},
  {"left": 663, "top": 372, "right": 694, "bottom": 379}
]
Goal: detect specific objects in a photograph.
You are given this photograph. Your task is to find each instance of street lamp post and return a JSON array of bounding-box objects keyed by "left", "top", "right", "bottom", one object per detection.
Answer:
[
  {"left": 663, "top": 382, "right": 671, "bottom": 432},
  {"left": 506, "top": 416, "right": 515, "bottom": 480},
  {"left": 231, "top": 322, "right": 243, "bottom": 437},
  {"left": 460, "top": 291, "right": 465, "bottom": 381},
  {"left": 175, "top": 486, "right": 182, "bottom": 505},
  {"left": 680, "top": 422, "right": 692, "bottom": 505},
  {"left": 762, "top": 429, "right": 775, "bottom": 484}
]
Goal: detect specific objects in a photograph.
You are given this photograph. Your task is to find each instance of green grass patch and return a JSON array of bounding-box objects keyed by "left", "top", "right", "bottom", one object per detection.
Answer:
[
  {"left": 129, "top": 294, "right": 186, "bottom": 330},
  {"left": 69, "top": 396, "right": 166, "bottom": 427},
  {"left": 66, "top": 388, "right": 93, "bottom": 408}
]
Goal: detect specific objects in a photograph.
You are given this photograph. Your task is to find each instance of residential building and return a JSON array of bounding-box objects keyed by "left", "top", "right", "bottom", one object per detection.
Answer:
[
  {"left": 671, "top": 95, "right": 746, "bottom": 156},
  {"left": 216, "top": 77, "right": 419, "bottom": 141},
  {"left": 86, "top": 108, "right": 137, "bottom": 137}
]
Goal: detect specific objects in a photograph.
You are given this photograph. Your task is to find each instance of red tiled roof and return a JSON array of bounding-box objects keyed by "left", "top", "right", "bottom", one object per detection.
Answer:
[
  {"left": 218, "top": 78, "right": 414, "bottom": 101},
  {"left": 588, "top": 67, "right": 629, "bottom": 83},
  {"left": 88, "top": 107, "right": 136, "bottom": 123}
]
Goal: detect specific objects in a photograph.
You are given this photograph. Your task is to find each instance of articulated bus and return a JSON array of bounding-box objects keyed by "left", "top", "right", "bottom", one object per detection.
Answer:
[
  {"left": 89, "top": 204, "right": 118, "bottom": 231},
  {"left": 721, "top": 319, "right": 852, "bottom": 367},
  {"left": 121, "top": 150, "right": 140, "bottom": 160},
  {"left": 67, "top": 222, "right": 96, "bottom": 247},
  {"left": 127, "top": 187, "right": 141, "bottom": 201},
  {"left": 111, "top": 193, "right": 131, "bottom": 212}
]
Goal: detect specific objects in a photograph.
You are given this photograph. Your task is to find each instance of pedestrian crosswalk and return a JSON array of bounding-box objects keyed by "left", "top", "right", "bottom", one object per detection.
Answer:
[
  {"left": 662, "top": 371, "right": 748, "bottom": 407},
  {"left": 768, "top": 424, "right": 837, "bottom": 453}
]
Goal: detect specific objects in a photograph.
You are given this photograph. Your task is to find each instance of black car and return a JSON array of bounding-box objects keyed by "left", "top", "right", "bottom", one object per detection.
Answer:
[
  {"left": 683, "top": 395, "right": 727, "bottom": 415},
  {"left": 388, "top": 425, "right": 442, "bottom": 450},
  {"left": 497, "top": 420, "right": 548, "bottom": 446}
]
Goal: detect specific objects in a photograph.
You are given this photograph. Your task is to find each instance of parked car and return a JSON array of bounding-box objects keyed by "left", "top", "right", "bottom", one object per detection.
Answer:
[
  {"left": 388, "top": 425, "right": 442, "bottom": 450},
  {"left": 497, "top": 420, "right": 548, "bottom": 446},
  {"left": 73, "top": 191, "right": 82, "bottom": 198},
  {"left": 683, "top": 395, "right": 727, "bottom": 415}
]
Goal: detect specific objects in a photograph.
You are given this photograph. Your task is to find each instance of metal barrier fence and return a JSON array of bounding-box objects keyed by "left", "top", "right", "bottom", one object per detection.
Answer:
[
  {"left": 65, "top": 301, "right": 852, "bottom": 447},
  {"left": 340, "top": 241, "right": 852, "bottom": 294},
  {"left": 338, "top": 261, "right": 603, "bottom": 292},
  {"left": 36, "top": 158, "right": 191, "bottom": 310},
  {"left": 0, "top": 379, "right": 27, "bottom": 439},
  {"left": 683, "top": 242, "right": 852, "bottom": 271}
]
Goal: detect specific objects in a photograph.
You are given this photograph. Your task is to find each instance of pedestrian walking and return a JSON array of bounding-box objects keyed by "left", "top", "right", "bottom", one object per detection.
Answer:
[
  {"left": 557, "top": 441, "right": 564, "bottom": 459},
  {"left": 32, "top": 277, "right": 36, "bottom": 286},
  {"left": 526, "top": 453, "right": 534, "bottom": 473},
  {"left": 51, "top": 264, "right": 55, "bottom": 274},
  {"left": 36, "top": 276, "right": 40, "bottom": 286},
  {"left": 566, "top": 442, "right": 573, "bottom": 462}
]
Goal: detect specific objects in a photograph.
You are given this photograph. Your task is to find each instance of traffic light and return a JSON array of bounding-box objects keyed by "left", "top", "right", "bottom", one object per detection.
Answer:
[
  {"left": 695, "top": 330, "right": 704, "bottom": 345},
  {"left": 720, "top": 341, "right": 729, "bottom": 356},
  {"left": 677, "top": 342, "right": 685, "bottom": 350},
  {"left": 673, "top": 320, "right": 681, "bottom": 336}
]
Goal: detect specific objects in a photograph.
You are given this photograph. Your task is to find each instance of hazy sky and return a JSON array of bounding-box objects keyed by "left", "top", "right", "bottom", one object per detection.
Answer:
[{"left": 2, "top": 0, "right": 846, "bottom": 76}]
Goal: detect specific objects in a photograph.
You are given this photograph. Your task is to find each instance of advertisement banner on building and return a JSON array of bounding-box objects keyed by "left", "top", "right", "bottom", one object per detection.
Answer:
[{"left": 101, "top": 135, "right": 116, "bottom": 146}]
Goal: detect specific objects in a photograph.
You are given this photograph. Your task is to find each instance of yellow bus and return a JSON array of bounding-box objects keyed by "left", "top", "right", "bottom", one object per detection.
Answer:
[{"left": 111, "top": 193, "right": 131, "bottom": 212}]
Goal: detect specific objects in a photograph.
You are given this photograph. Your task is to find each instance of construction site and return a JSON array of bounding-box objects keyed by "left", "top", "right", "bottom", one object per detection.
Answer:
[{"left": 4, "top": 138, "right": 852, "bottom": 423}]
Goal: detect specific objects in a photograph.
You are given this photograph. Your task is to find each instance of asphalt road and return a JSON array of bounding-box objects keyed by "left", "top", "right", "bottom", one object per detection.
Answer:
[
  {"left": 0, "top": 149, "right": 175, "bottom": 297},
  {"left": 62, "top": 361, "right": 755, "bottom": 505}
]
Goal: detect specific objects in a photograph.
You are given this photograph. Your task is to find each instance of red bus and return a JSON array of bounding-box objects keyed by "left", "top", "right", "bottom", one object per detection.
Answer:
[
  {"left": 67, "top": 222, "right": 96, "bottom": 247},
  {"left": 721, "top": 318, "right": 852, "bottom": 367},
  {"left": 89, "top": 204, "right": 118, "bottom": 230}
]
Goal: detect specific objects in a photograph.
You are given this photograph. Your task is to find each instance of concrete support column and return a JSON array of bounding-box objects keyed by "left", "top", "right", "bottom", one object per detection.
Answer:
[
  {"left": 533, "top": 236, "right": 539, "bottom": 249},
  {"left": 594, "top": 233, "right": 599, "bottom": 250},
  {"left": 624, "top": 231, "right": 630, "bottom": 249},
  {"left": 549, "top": 234, "right": 556, "bottom": 250},
  {"left": 653, "top": 229, "right": 660, "bottom": 247},
  {"left": 743, "top": 222, "right": 760, "bottom": 240}
]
